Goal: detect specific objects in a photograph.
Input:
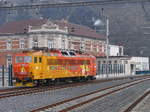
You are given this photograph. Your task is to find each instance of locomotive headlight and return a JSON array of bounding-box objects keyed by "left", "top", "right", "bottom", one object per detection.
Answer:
[{"left": 35, "top": 66, "right": 39, "bottom": 69}]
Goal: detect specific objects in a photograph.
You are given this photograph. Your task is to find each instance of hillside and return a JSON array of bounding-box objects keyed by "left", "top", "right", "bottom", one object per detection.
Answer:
[{"left": 0, "top": 0, "right": 150, "bottom": 57}]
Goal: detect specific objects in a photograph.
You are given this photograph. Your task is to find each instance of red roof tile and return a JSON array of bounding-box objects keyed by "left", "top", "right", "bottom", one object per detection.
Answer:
[
  {"left": 0, "top": 19, "right": 105, "bottom": 40},
  {"left": 0, "top": 19, "right": 47, "bottom": 34}
]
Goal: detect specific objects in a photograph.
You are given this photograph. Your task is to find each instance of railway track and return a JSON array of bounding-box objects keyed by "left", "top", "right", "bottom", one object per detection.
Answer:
[
  {"left": 30, "top": 77, "right": 150, "bottom": 112},
  {"left": 0, "top": 87, "right": 29, "bottom": 93},
  {"left": 0, "top": 81, "right": 95, "bottom": 99},
  {"left": 123, "top": 89, "right": 150, "bottom": 112},
  {"left": 0, "top": 75, "right": 148, "bottom": 94},
  {"left": 0, "top": 76, "right": 122, "bottom": 93},
  {"left": 0, "top": 75, "right": 149, "bottom": 100},
  {"left": 0, "top": 77, "right": 128, "bottom": 99}
]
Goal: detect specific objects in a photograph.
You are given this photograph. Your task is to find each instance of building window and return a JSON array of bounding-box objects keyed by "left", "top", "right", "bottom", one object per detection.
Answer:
[
  {"left": 68, "top": 40, "right": 72, "bottom": 49},
  {"left": 80, "top": 42, "right": 84, "bottom": 51},
  {"left": 7, "top": 40, "right": 12, "bottom": 50},
  {"left": 6, "top": 55, "right": 12, "bottom": 68},
  {"left": 109, "top": 61, "right": 112, "bottom": 64},
  {"left": 119, "top": 47, "right": 123, "bottom": 56},
  {"left": 97, "top": 46, "right": 99, "bottom": 52},
  {"left": 48, "top": 40, "right": 54, "bottom": 48},
  {"left": 33, "top": 39, "right": 38, "bottom": 47},
  {"left": 114, "top": 60, "right": 118, "bottom": 64},
  {"left": 20, "top": 40, "right": 25, "bottom": 49},
  {"left": 61, "top": 39, "right": 65, "bottom": 49}
]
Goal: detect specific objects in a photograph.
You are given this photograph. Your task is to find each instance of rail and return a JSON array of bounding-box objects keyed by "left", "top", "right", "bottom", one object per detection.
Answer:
[{"left": 30, "top": 77, "right": 150, "bottom": 112}]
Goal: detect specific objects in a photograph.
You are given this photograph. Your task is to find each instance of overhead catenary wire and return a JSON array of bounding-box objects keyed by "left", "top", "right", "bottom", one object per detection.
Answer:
[{"left": 0, "top": 0, "right": 150, "bottom": 10}]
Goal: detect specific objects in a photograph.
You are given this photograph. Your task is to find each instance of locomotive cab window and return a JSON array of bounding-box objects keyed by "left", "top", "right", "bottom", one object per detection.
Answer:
[
  {"left": 16, "top": 56, "right": 24, "bottom": 63},
  {"left": 39, "top": 57, "right": 42, "bottom": 63},
  {"left": 16, "top": 56, "right": 32, "bottom": 63},
  {"left": 34, "top": 57, "right": 37, "bottom": 63},
  {"left": 24, "top": 56, "right": 32, "bottom": 63}
]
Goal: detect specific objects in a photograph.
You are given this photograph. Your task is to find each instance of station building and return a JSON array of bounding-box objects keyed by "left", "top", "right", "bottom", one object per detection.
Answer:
[
  {"left": 96, "top": 56, "right": 149, "bottom": 78},
  {"left": 0, "top": 18, "right": 149, "bottom": 77},
  {"left": 108, "top": 44, "right": 124, "bottom": 56},
  {"left": 0, "top": 18, "right": 106, "bottom": 67}
]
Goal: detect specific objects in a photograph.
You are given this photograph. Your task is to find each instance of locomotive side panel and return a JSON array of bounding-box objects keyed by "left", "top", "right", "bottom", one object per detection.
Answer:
[{"left": 32, "top": 56, "right": 96, "bottom": 80}]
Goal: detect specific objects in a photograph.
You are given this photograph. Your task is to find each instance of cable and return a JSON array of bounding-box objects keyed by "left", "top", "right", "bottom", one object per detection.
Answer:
[{"left": 0, "top": 0, "right": 150, "bottom": 10}]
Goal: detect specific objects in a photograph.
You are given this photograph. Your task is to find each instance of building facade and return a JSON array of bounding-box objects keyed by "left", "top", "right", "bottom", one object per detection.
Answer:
[
  {"left": 0, "top": 19, "right": 106, "bottom": 67},
  {"left": 108, "top": 44, "right": 124, "bottom": 56},
  {"left": 96, "top": 56, "right": 149, "bottom": 78},
  {"left": 130, "top": 57, "right": 149, "bottom": 71}
]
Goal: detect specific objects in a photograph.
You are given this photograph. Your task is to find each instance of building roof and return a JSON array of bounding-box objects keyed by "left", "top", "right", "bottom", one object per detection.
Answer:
[
  {"left": 0, "top": 18, "right": 105, "bottom": 40},
  {"left": 0, "top": 19, "right": 47, "bottom": 34},
  {"left": 96, "top": 56, "right": 131, "bottom": 59},
  {"left": 53, "top": 20, "right": 104, "bottom": 39}
]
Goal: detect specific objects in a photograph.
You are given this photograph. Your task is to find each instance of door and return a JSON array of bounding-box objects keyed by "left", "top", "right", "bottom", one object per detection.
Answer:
[
  {"left": 6, "top": 55, "right": 12, "bottom": 68},
  {"left": 32, "top": 56, "right": 42, "bottom": 79}
]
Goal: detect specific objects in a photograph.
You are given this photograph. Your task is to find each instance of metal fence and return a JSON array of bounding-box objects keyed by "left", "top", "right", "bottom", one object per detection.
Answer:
[
  {"left": 0, "top": 65, "right": 13, "bottom": 87},
  {"left": 97, "top": 64, "right": 125, "bottom": 74}
]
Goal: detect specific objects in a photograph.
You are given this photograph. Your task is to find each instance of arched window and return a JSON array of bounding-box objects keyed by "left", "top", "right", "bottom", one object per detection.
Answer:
[
  {"left": 33, "top": 38, "right": 38, "bottom": 47},
  {"left": 47, "top": 39, "right": 54, "bottom": 48},
  {"left": 7, "top": 40, "right": 12, "bottom": 50},
  {"left": 61, "top": 39, "right": 65, "bottom": 49},
  {"left": 20, "top": 39, "right": 25, "bottom": 49}
]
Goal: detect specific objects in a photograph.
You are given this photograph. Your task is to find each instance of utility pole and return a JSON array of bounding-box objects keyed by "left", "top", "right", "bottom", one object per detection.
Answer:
[
  {"left": 106, "top": 17, "right": 109, "bottom": 78},
  {"left": 100, "top": 8, "right": 109, "bottom": 78}
]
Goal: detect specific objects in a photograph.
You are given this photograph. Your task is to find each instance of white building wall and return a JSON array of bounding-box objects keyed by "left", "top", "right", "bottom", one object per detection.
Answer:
[
  {"left": 124, "top": 61, "right": 132, "bottom": 75},
  {"left": 130, "top": 57, "right": 149, "bottom": 71},
  {"left": 28, "top": 37, "right": 33, "bottom": 49},
  {"left": 38, "top": 35, "right": 47, "bottom": 47},
  {"left": 109, "top": 45, "right": 119, "bottom": 56},
  {"left": 65, "top": 36, "right": 69, "bottom": 49},
  {"left": 57, "top": 37, "right": 62, "bottom": 49},
  {"left": 109, "top": 45, "right": 124, "bottom": 56}
]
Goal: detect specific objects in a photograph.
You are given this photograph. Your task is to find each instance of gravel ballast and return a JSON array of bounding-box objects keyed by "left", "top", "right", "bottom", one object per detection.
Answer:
[
  {"left": 132, "top": 93, "right": 150, "bottom": 112},
  {"left": 74, "top": 80, "right": 150, "bottom": 112},
  {"left": 0, "top": 77, "right": 148, "bottom": 112}
]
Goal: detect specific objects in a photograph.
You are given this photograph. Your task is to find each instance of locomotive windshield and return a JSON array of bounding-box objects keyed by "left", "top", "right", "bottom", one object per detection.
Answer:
[{"left": 16, "top": 56, "right": 32, "bottom": 63}]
